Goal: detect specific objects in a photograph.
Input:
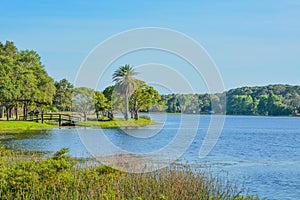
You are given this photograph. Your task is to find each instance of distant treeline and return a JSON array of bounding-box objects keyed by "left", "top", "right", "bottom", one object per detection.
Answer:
[
  {"left": 161, "top": 84, "right": 300, "bottom": 116},
  {"left": 1, "top": 40, "right": 299, "bottom": 119}
]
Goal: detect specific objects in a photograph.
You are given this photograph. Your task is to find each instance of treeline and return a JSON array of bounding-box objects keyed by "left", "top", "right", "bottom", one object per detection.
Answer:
[
  {"left": 1, "top": 41, "right": 300, "bottom": 120},
  {"left": 162, "top": 84, "right": 300, "bottom": 116},
  {"left": 0, "top": 41, "right": 162, "bottom": 121},
  {"left": 0, "top": 41, "right": 56, "bottom": 120}
]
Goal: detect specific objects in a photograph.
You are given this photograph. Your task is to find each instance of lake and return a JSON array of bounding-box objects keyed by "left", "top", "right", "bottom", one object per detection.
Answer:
[{"left": 1, "top": 114, "right": 300, "bottom": 200}]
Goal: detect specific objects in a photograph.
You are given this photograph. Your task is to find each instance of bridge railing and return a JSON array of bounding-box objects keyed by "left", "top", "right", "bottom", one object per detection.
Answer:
[{"left": 19, "top": 113, "right": 81, "bottom": 126}]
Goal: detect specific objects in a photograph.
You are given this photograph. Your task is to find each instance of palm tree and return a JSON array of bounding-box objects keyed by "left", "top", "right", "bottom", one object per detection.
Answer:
[{"left": 112, "top": 64, "right": 139, "bottom": 120}]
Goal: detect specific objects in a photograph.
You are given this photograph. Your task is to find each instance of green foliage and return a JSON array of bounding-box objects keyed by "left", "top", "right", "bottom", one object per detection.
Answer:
[
  {"left": 53, "top": 78, "right": 74, "bottom": 111},
  {"left": 226, "top": 86, "right": 296, "bottom": 116},
  {"left": 103, "top": 85, "right": 115, "bottom": 102},
  {"left": 129, "top": 81, "right": 162, "bottom": 119},
  {"left": 227, "top": 95, "right": 253, "bottom": 115},
  {"left": 77, "top": 117, "right": 156, "bottom": 128},
  {"left": 94, "top": 91, "right": 110, "bottom": 118},
  {"left": 112, "top": 64, "right": 139, "bottom": 120},
  {"left": 98, "top": 116, "right": 111, "bottom": 121},
  {"left": 139, "top": 115, "right": 151, "bottom": 120},
  {"left": 162, "top": 93, "right": 225, "bottom": 114},
  {"left": 112, "top": 64, "right": 139, "bottom": 97},
  {"left": 162, "top": 84, "right": 300, "bottom": 116},
  {"left": 72, "top": 87, "right": 95, "bottom": 121},
  {"left": 0, "top": 145, "right": 260, "bottom": 199},
  {"left": 2, "top": 40, "right": 299, "bottom": 122},
  {"left": 0, "top": 41, "right": 56, "bottom": 121}
]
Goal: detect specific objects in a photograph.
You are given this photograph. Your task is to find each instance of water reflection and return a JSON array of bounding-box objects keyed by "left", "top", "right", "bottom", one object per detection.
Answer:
[{"left": 1, "top": 115, "right": 300, "bottom": 199}]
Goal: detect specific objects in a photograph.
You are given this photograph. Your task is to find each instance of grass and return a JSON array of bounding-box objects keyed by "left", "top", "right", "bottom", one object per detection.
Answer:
[
  {"left": 0, "top": 121, "right": 56, "bottom": 133},
  {"left": 0, "top": 117, "right": 157, "bottom": 133},
  {"left": 77, "top": 117, "right": 158, "bottom": 129},
  {"left": 0, "top": 145, "right": 261, "bottom": 200}
]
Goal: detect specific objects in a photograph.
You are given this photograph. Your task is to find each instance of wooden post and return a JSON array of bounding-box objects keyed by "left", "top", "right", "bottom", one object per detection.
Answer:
[
  {"left": 59, "top": 114, "right": 61, "bottom": 126},
  {"left": 41, "top": 112, "right": 44, "bottom": 124}
]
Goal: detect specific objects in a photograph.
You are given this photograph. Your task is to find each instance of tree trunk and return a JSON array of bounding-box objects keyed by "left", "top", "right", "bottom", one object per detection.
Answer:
[
  {"left": 84, "top": 112, "right": 87, "bottom": 121},
  {"left": 23, "top": 101, "right": 28, "bottom": 120},
  {"left": 9, "top": 107, "right": 13, "bottom": 119},
  {"left": 134, "top": 111, "right": 139, "bottom": 120},
  {"left": 125, "top": 95, "right": 129, "bottom": 120},
  {"left": 15, "top": 102, "right": 19, "bottom": 120},
  {"left": 0, "top": 105, "right": 3, "bottom": 118},
  {"left": 108, "top": 111, "right": 114, "bottom": 120},
  {"left": 6, "top": 105, "right": 10, "bottom": 121}
]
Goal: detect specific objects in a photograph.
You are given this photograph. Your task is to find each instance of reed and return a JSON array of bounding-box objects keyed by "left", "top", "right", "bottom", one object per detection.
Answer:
[{"left": 0, "top": 145, "right": 260, "bottom": 200}]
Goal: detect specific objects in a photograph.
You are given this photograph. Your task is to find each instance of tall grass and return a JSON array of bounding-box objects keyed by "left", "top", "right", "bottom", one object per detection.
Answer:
[{"left": 0, "top": 145, "right": 260, "bottom": 200}]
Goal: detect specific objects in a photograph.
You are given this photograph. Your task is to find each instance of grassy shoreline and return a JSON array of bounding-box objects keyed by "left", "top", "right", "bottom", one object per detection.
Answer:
[
  {"left": 0, "top": 121, "right": 57, "bottom": 133},
  {"left": 0, "top": 118, "right": 157, "bottom": 132},
  {"left": 77, "top": 118, "right": 158, "bottom": 129},
  {"left": 0, "top": 146, "right": 260, "bottom": 199}
]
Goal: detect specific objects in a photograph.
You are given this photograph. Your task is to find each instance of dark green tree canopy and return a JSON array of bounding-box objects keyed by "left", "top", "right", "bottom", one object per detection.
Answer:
[
  {"left": 129, "top": 80, "right": 162, "bottom": 119},
  {"left": 162, "top": 84, "right": 300, "bottom": 116},
  {"left": 53, "top": 78, "right": 74, "bottom": 111},
  {"left": 0, "top": 41, "right": 56, "bottom": 120}
]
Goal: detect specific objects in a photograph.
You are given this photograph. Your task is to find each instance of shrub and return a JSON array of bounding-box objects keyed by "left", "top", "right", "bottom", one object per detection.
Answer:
[
  {"left": 0, "top": 144, "right": 260, "bottom": 199},
  {"left": 98, "top": 116, "right": 111, "bottom": 121},
  {"left": 139, "top": 115, "right": 151, "bottom": 120}
]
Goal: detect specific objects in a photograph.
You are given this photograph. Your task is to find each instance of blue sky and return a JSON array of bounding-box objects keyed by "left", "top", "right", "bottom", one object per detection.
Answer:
[{"left": 1, "top": 0, "right": 300, "bottom": 93}]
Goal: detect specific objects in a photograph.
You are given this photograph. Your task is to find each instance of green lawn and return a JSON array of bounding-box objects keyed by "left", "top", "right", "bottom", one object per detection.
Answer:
[
  {"left": 77, "top": 118, "right": 157, "bottom": 129},
  {"left": 0, "top": 117, "right": 157, "bottom": 132},
  {"left": 0, "top": 121, "right": 56, "bottom": 132}
]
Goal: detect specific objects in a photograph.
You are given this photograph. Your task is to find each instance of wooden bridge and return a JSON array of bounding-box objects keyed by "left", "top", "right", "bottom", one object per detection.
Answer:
[{"left": 19, "top": 114, "right": 81, "bottom": 126}]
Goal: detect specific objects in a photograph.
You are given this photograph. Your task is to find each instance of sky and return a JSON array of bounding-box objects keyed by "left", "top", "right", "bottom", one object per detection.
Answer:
[{"left": 1, "top": 0, "right": 300, "bottom": 93}]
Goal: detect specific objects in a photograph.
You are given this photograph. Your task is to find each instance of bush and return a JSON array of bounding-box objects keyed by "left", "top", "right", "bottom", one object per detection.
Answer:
[
  {"left": 98, "top": 116, "right": 111, "bottom": 121},
  {"left": 0, "top": 144, "right": 260, "bottom": 199},
  {"left": 139, "top": 115, "right": 151, "bottom": 120}
]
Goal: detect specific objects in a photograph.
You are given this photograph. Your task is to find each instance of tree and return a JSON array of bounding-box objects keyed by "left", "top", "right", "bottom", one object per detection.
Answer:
[
  {"left": 0, "top": 55, "right": 19, "bottom": 120},
  {"left": 257, "top": 95, "right": 269, "bottom": 115},
  {"left": 0, "top": 41, "right": 20, "bottom": 120},
  {"left": 72, "top": 87, "right": 94, "bottom": 121},
  {"left": 267, "top": 93, "right": 289, "bottom": 116},
  {"left": 17, "top": 50, "right": 56, "bottom": 119},
  {"left": 291, "top": 94, "right": 300, "bottom": 115},
  {"left": 163, "top": 94, "right": 181, "bottom": 113},
  {"left": 199, "top": 94, "right": 212, "bottom": 113},
  {"left": 226, "top": 95, "right": 253, "bottom": 115},
  {"left": 94, "top": 91, "right": 109, "bottom": 118},
  {"left": 129, "top": 81, "right": 161, "bottom": 119},
  {"left": 211, "top": 94, "right": 225, "bottom": 114},
  {"left": 0, "top": 41, "right": 18, "bottom": 58},
  {"left": 112, "top": 64, "right": 138, "bottom": 120},
  {"left": 159, "top": 84, "right": 300, "bottom": 116},
  {"left": 102, "top": 85, "right": 115, "bottom": 119},
  {"left": 103, "top": 85, "right": 114, "bottom": 102},
  {"left": 53, "top": 79, "right": 74, "bottom": 111}
]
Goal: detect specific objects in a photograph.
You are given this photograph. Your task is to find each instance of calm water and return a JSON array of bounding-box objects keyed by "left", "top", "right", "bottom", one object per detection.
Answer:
[{"left": 1, "top": 114, "right": 300, "bottom": 199}]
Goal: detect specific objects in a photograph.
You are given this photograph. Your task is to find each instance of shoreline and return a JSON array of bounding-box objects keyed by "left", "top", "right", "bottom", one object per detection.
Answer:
[{"left": 0, "top": 118, "right": 157, "bottom": 133}]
